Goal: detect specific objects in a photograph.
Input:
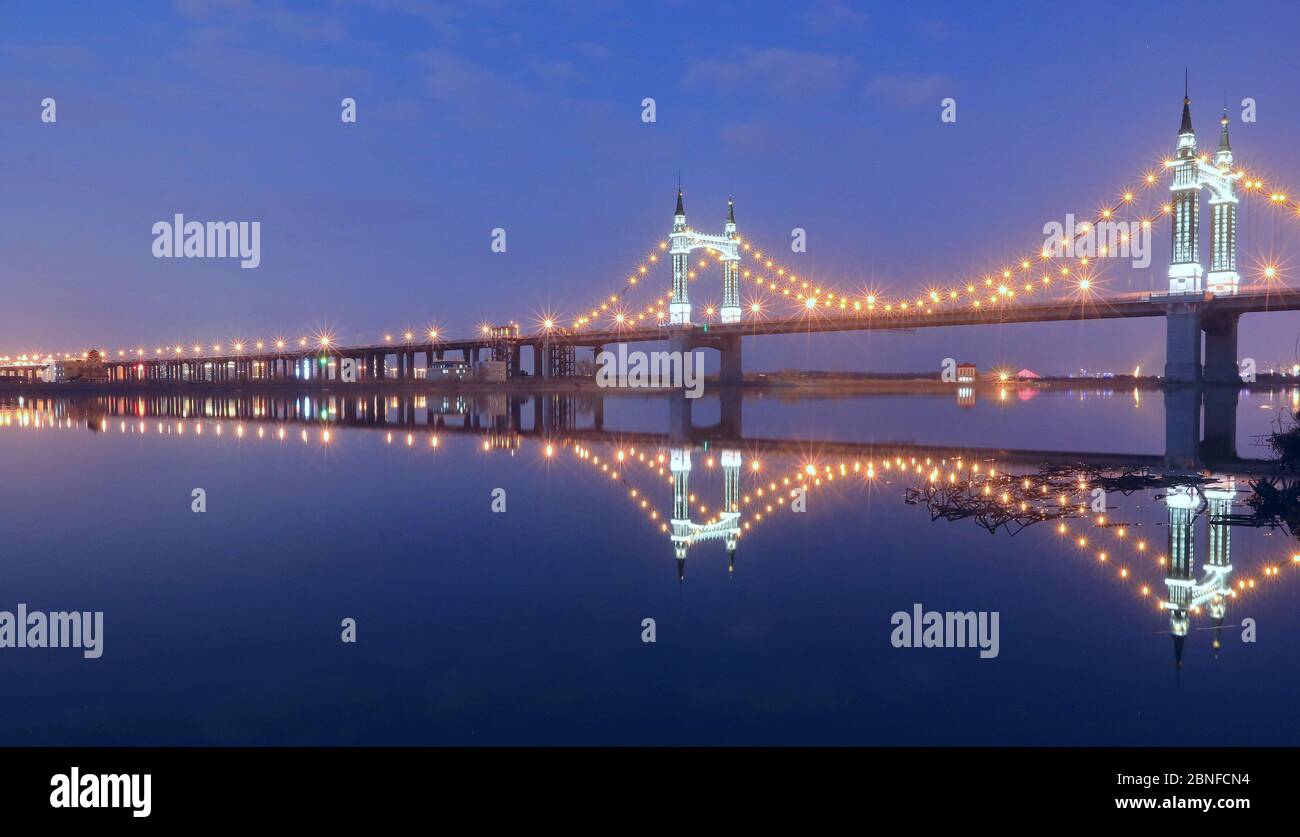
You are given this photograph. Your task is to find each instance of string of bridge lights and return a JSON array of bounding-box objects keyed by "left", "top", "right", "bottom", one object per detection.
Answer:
[
  {"left": 730, "top": 164, "right": 1175, "bottom": 318},
  {"left": 565, "top": 154, "right": 1300, "bottom": 335},
  {"left": 562, "top": 160, "right": 1174, "bottom": 334}
]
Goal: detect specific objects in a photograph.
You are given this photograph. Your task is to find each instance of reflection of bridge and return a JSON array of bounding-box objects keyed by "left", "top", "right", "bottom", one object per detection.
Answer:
[
  {"left": 1, "top": 386, "right": 1282, "bottom": 475},
  {"left": 4, "top": 387, "right": 1289, "bottom": 660},
  {"left": 5, "top": 90, "right": 1300, "bottom": 389}
]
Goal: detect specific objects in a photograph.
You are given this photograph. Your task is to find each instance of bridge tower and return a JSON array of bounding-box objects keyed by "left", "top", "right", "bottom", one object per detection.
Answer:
[
  {"left": 1166, "top": 85, "right": 1241, "bottom": 295},
  {"left": 670, "top": 189, "right": 691, "bottom": 325},
  {"left": 1207, "top": 110, "right": 1240, "bottom": 294},
  {"left": 722, "top": 199, "right": 741, "bottom": 324},
  {"left": 668, "top": 187, "right": 742, "bottom": 325},
  {"left": 1168, "top": 90, "right": 1203, "bottom": 294}
]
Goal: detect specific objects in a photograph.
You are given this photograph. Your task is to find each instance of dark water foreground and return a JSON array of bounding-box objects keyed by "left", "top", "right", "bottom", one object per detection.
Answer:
[{"left": 2, "top": 384, "right": 1298, "bottom": 745}]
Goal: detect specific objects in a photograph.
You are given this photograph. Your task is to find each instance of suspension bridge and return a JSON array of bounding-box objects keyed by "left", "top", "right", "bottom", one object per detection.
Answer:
[{"left": 5, "top": 89, "right": 1300, "bottom": 387}]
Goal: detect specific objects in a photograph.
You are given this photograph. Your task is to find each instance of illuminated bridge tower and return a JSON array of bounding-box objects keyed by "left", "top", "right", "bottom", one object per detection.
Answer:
[
  {"left": 1163, "top": 85, "right": 1245, "bottom": 384},
  {"left": 670, "top": 189, "right": 691, "bottom": 326},
  {"left": 1207, "top": 111, "right": 1240, "bottom": 294},
  {"left": 667, "top": 188, "right": 742, "bottom": 326},
  {"left": 1161, "top": 486, "right": 1201, "bottom": 669},
  {"left": 1168, "top": 90, "right": 1203, "bottom": 295},
  {"left": 721, "top": 200, "right": 741, "bottom": 324},
  {"left": 1167, "top": 88, "right": 1240, "bottom": 296}
]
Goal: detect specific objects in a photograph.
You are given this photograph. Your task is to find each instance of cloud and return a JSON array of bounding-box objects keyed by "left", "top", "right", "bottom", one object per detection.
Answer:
[
  {"left": 415, "top": 48, "right": 532, "bottom": 108},
  {"left": 572, "top": 41, "right": 611, "bottom": 62},
  {"left": 803, "top": 1, "right": 868, "bottom": 34},
  {"left": 173, "top": 0, "right": 350, "bottom": 44},
  {"left": 1, "top": 44, "right": 98, "bottom": 70},
  {"left": 866, "top": 73, "right": 949, "bottom": 108},
  {"left": 915, "top": 20, "right": 959, "bottom": 41},
  {"left": 720, "top": 119, "right": 787, "bottom": 158},
  {"left": 528, "top": 58, "right": 579, "bottom": 82},
  {"left": 687, "top": 48, "right": 857, "bottom": 99}
]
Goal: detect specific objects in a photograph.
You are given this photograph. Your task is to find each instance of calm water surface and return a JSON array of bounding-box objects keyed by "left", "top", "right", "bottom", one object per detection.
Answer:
[{"left": 2, "top": 385, "right": 1298, "bottom": 745}]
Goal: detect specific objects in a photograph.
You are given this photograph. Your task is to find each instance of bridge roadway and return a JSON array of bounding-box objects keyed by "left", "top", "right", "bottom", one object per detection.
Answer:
[
  {"left": 17, "top": 387, "right": 1273, "bottom": 477},
  {"left": 58, "top": 285, "right": 1300, "bottom": 386}
]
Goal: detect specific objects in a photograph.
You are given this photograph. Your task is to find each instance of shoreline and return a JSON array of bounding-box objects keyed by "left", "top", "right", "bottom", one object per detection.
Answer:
[{"left": 0, "top": 374, "right": 1286, "bottom": 398}]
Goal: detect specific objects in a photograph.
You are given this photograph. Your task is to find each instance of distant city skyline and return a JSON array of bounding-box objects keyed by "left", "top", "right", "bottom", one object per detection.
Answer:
[{"left": 3, "top": 0, "right": 1300, "bottom": 374}]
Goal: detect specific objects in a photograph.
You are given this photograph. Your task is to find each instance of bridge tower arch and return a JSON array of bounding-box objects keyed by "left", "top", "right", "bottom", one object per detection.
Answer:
[
  {"left": 1167, "top": 87, "right": 1241, "bottom": 296},
  {"left": 669, "top": 188, "right": 741, "bottom": 326}
]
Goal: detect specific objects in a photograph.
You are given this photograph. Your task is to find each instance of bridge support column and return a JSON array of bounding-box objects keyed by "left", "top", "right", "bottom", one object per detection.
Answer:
[
  {"left": 1164, "top": 304, "right": 1202, "bottom": 384},
  {"left": 1202, "top": 311, "right": 1241, "bottom": 385},
  {"left": 718, "top": 335, "right": 743, "bottom": 386}
]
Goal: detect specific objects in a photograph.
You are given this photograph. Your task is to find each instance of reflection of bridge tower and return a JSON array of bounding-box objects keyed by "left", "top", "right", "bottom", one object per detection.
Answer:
[
  {"left": 670, "top": 447, "right": 692, "bottom": 581},
  {"left": 1162, "top": 486, "right": 1201, "bottom": 669},
  {"left": 668, "top": 188, "right": 742, "bottom": 325},
  {"left": 1203, "top": 481, "right": 1237, "bottom": 656},
  {"left": 1167, "top": 85, "right": 1241, "bottom": 296},
  {"left": 1161, "top": 482, "right": 1237, "bottom": 668},
  {"left": 668, "top": 446, "right": 743, "bottom": 580}
]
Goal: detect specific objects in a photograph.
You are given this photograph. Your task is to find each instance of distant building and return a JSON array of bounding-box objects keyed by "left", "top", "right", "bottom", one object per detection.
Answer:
[
  {"left": 426, "top": 360, "right": 470, "bottom": 381},
  {"left": 1016, "top": 368, "right": 1041, "bottom": 379},
  {"left": 956, "top": 362, "right": 977, "bottom": 383},
  {"left": 473, "top": 360, "right": 508, "bottom": 383},
  {"left": 42, "top": 350, "right": 107, "bottom": 383}
]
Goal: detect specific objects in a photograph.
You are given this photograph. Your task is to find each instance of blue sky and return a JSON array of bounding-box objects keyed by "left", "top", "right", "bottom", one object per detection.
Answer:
[{"left": 3, "top": 0, "right": 1300, "bottom": 373}]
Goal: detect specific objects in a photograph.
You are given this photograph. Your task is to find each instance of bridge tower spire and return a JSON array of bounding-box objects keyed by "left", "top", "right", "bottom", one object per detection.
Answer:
[{"left": 1169, "top": 86, "right": 1204, "bottom": 294}]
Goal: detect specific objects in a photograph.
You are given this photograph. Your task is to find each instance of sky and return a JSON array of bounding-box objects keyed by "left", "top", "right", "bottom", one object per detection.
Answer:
[{"left": 3, "top": 0, "right": 1300, "bottom": 374}]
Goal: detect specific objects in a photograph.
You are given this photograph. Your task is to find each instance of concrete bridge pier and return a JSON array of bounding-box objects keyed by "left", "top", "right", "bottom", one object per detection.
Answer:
[
  {"left": 1164, "top": 302, "right": 1203, "bottom": 385},
  {"left": 718, "top": 334, "right": 743, "bottom": 386},
  {"left": 1202, "top": 311, "right": 1242, "bottom": 385},
  {"left": 668, "top": 328, "right": 743, "bottom": 387}
]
